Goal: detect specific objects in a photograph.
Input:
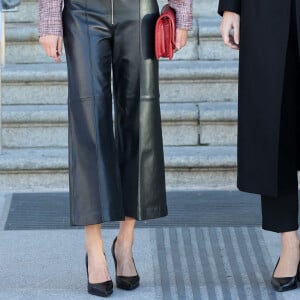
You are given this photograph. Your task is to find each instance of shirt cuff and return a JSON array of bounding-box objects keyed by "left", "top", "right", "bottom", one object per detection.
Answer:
[
  {"left": 38, "top": 19, "right": 63, "bottom": 37},
  {"left": 218, "top": 0, "right": 241, "bottom": 16},
  {"left": 38, "top": 0, "right": 63, "bottom": 36},
  {"left": 169, "top": 0, "right": 193, "bottom": 31}
]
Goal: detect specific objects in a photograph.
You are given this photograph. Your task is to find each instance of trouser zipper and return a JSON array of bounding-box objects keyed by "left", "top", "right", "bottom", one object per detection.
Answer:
[{"left": 111, "top": 0, "right": 114, "bottom": 24}]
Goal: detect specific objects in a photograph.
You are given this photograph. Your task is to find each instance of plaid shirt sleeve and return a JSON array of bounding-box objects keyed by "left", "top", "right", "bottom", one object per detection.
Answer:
[
  {"left": 38, "top": 0, "right": 193, "bottom": 36},
  {"left": 169, "top": 0, "right": 193, "bottom": 30},
  {"left": 38, "top": 0, "right": 63, "bottom": 37}
]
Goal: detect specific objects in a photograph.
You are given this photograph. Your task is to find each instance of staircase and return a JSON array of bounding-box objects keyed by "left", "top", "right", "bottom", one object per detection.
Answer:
[{"left": 0, "top": 0, "right": 239, "bottom": 191}]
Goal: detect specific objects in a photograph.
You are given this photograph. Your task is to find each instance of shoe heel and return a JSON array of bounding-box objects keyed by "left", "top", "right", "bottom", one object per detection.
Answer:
[
  {"left": 85, "top": 254, "right": 113, "bottom": 297},
  {"left": 111, "top": 237, "right": 140, "bottom": 291},
  {"left": 271, "top": 257, "right": 299, "bottom": 292}
]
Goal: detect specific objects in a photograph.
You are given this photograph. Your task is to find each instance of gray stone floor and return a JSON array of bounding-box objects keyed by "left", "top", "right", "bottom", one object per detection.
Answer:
[{"left": 0, "top": 192, "right": 300, "bottom": 300}]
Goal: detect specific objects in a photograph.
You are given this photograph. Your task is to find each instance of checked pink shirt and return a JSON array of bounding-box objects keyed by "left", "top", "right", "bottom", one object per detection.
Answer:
[{"left": 38, "top": 0, "right": 193, "bottom": 37}]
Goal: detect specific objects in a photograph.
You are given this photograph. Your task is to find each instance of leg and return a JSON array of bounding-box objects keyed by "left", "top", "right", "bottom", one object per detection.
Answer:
[
  {"left": 275, "top": 232, "right": 300, "bottom": 277},
  {"left": 261, "top": 3, "right": 300, "bottom": 277},
  {"left": 63, "top": 0, "right": 124, "bottom": 226},
  {"left": 261, "top": 155, "right": 300, "bottom": 279},
  {"left": 85, "top": 225, "right": 111, "bottom": 283},
  {"left": 62, "top": 0, "right": 122, "bottom": 291},
  {"left": 112, "top": 20, "right": 139, "bottom": 276},
  {"left": 110, "top": 0, "right": 166, "bottom": 287},
  {"left": 114, "top": 217, "right": 137, "bottom": 276},
  {"left": 261, "top": 87, "right": 300, "bottom": 278},
  {"left": 261, "top": 174, "right": 298, "bottom": 234},
  {"left": 112, "top": 16, "right": 140, "bottom": 216},
  {"left": 262, "top": 194, "right": 300, "bottom": 278},
  {"left": 112, "top": 0, "right": 167, "bottom": 221},
  {"left": 111, "top": 217, "right": 140, "bottom": 290}
]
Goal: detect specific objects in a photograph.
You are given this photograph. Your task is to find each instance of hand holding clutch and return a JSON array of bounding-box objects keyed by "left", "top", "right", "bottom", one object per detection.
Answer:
[{"left": 155, "top": 4, "right": 176, "bottom": 60}]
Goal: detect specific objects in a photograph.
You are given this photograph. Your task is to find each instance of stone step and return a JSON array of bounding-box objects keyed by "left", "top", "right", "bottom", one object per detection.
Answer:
[
  {"left": 197, "top": 0, "right": 218, "bottom": 17},
  {"left": 5, "top": 21, "right": 199, "bottom": 63},
  {"left": 2, "top": 61, "right": 238, "bottom": 105},
  {"left": 0, "top": 146, "right": 237, "bottom": 191},
  {"left": 199, "top": 102, "right": 237, "bottom": 146},
  {"left": 2, "top": 102, "right": 238, "bottom": 149},
  {"left": 4, "top": 0, "right": 205, "bottom": 24},
  {"left": 199, "top": 17, "right": 239, "bottom": 61},
  {"left": 2, "top": 103, "right": 199, "bottom": 148},
  {"left": 5, "top": 17, "right": 238, "bottom": 64},
  {"left": 4, "top": 0, "right": 36, "bottom": 23}
]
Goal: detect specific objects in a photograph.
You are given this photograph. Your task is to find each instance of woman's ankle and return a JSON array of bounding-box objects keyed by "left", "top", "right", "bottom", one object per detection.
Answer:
[
  {"left": 85, "top": 224, "right": 104, "bottom": 254},
  {"left": 281, "top": 231, "right": 300, "bottom": 247}
]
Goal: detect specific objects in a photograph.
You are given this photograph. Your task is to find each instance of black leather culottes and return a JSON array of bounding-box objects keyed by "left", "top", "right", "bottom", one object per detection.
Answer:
[{"left": 62, "top": 0, "right": 168, "bottom": 225}]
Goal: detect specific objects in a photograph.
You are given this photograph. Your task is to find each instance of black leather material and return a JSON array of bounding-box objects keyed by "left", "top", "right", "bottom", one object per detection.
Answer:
[
  {"left": 2, "top": 0, "right": 20, "bottom": 10},
  {"left": 271, "top": 258, "right": 300, "bottom": 292},
  {"left": 111, "top": 237, "right": 140, "bottom": 290},
  {"left": 62, "top": 0, "right": 167, "bottom": 225},
  {"left": 85, "top": 254, "right": 114, "bottom": 297}
]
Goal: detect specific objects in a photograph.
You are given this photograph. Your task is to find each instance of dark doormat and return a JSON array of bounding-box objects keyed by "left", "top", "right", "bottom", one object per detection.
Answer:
[{"left": 4, "top": 191, "right": 263, "bottom": 230}]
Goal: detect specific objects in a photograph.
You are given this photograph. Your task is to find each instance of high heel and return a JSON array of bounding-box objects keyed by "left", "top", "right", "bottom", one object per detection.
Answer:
[
  {"left": 85, "top": 254, "right": 113, "bottom": 297},
  {"left": 271, "top": 258, "right": 300, "bottom": 292},
  {"left": 111, "top": 237, "right": 140, "bottom": 290}
]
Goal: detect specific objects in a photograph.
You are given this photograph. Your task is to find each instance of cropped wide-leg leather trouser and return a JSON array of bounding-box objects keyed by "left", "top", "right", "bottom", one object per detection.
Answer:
[{"left": 63, "top": 0, "right": 167, "bottom": 225}]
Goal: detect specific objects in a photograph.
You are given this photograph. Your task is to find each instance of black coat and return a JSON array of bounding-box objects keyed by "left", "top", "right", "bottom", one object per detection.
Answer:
[{"left": 218, "top": 0, "right": 300, "bottom": 196}]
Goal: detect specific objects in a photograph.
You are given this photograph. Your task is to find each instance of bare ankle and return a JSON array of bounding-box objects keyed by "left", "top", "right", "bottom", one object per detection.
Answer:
[{"left": 281, "top": 231, "right": 300, "bottom": 245}]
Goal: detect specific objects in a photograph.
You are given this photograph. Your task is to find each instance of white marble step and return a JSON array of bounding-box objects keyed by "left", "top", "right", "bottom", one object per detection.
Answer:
[
  {"left": 0, "top": 145, "right": 237, "bottom": 191},
  {"left": 2, "top": 61, "right": 238, "bottom": 105}
]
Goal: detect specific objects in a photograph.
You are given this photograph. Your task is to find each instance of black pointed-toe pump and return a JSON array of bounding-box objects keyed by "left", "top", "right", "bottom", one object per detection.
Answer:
[
  {"left": 85, "top": 254, "right": 113, "bottom": 297},
  {"left": 271, "top": 258, "right": 300, "bottom": 292},
  {"left": 111, "top": 237, "right": 140, "bottom": 291}
]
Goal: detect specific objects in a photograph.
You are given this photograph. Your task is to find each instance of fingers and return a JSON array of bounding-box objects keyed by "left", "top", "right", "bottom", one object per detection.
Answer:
[
  {"left": 220, "top": 22, "right": 238, "bottom": 49},
  {"left": 175, "top": 29, "right": 188, "bottom": 51},
  {"left": 220, "top": 21, "right": 230, "bottom": 46},
  {"left": 57, "top": 36, "right": 63, "bottom": 56},
  {"left": 39, "top": 35, "right": 62, "bottom": 63},
  {"left": 39, "top": 35, "right": 61, "bottom": 62},
  {"left": 220, "top": 12, "right": 240, "bottom": 50},
  {"left": 233, "top": 22, "right": 240, "bottom": 46}
]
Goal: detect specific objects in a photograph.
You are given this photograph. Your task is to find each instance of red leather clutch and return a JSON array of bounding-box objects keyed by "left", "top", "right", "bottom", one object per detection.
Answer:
[{"left": 155, "top": 4, "right": 176, "bottom": 60}]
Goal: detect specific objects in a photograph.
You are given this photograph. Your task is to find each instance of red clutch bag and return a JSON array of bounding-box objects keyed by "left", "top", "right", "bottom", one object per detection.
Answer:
[{"left": 155, "top": 4, "right": 176, "bottom": 60}]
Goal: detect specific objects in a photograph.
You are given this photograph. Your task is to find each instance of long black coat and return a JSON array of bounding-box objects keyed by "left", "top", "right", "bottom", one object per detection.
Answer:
[{"left": 218, "top": 0, "right": 300, "bottom": 197}]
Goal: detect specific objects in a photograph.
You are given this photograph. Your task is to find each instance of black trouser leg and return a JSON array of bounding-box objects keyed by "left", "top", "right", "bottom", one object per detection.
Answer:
[
  {"left": 112, "top": 0, "right": 167, "bottom": 219},
  {"left": 63, "top": 0, "right": 167, "bottom": 224},
  {"left": 112, "top": 4, "right": 141, "bottom": 216},
  {"left": 63, "top": 0, "right": 124, "bottom": 225},
  {"left": 261, "top": 90, "right": 299, "bottom": 232},
  {"left": 261, "top": 4, "right": 300, "bottom": 233}
]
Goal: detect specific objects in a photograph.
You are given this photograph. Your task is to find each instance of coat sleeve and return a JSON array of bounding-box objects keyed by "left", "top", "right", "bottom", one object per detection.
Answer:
[
  {"left": 218, "top": 0, "right": 241, "bottom": 16},
  {"left": 169, "top": 0, "right": 193, "bottom": 31},
  {"left": 38, "top": 0, "right": 63, "bottom": 37}
]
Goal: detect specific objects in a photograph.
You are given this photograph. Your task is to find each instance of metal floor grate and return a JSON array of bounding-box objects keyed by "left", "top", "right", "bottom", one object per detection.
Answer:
[{"left": 4, "top": 191, "right": 263, "bottom": 230}]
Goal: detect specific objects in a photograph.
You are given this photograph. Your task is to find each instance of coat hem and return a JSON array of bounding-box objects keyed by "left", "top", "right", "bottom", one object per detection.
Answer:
[{"left": 237, "top": 182, "right": 277, "bottom": 198}]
